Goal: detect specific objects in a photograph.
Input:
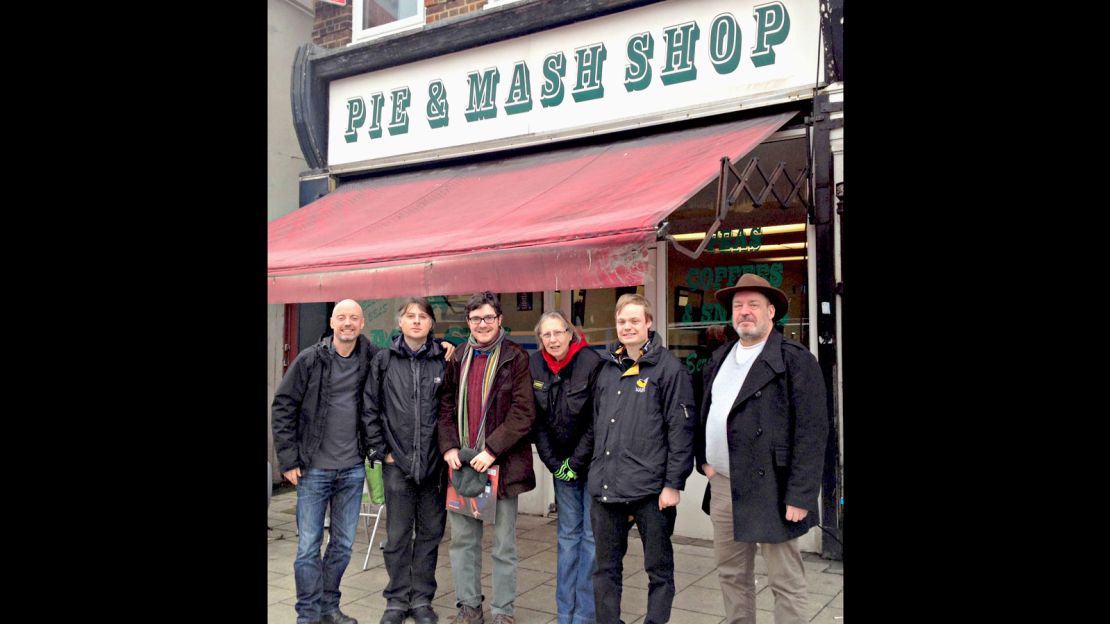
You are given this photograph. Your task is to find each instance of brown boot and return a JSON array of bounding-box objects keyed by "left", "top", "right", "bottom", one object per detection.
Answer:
[
  {"left": 450, "top": 604, "right": 484, "bottom": 624},
  {"left": 490, "top": 615, "right": 514, "bottom": 624}
]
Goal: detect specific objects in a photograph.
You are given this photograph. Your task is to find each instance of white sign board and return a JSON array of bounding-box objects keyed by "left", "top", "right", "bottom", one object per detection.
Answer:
[{"left": 329, "top": 0, "right": 819, "bottom": 169}]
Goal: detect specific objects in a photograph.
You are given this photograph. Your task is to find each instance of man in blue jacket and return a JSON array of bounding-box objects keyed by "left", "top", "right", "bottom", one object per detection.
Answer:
[
  {"left": 272, "top": 299, "right": 379, "bottom": 624},
  {"left": 589, "top": 293, "right": 695, "bottom": 624},
  {"left": 696, "top": 274, "right": 829, "bottom": 624}
]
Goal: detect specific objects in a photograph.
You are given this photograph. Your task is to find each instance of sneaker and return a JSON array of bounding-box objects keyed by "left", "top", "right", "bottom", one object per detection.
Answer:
[{"left": 449, "top": 604, "right": 484, "bottom": 624}]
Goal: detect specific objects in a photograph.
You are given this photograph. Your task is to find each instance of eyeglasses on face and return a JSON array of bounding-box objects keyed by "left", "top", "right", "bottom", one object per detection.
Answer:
[
  {"left": 467, "top": 314, "right": 500, "bottom": 325},
  {"left": 540, "top": 329, "right": 569, "bottom": 341}
]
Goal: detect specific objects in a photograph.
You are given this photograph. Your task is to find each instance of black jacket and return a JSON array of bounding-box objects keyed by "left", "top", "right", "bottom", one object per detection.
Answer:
[
  {"left": 695, "top": 331, "right": 829, "bottom": 543},
  {"left": 528, "top": 346, "right": 604, "bottom": 476},
  {"left": 271, "top": 335, "right": 380, "bottom": 473},
  {"left": 589, "top": 331, "right": 695, "bottom": 503},
  {"left": 364, "top": 334, "right": 448, "bottom": 485}
]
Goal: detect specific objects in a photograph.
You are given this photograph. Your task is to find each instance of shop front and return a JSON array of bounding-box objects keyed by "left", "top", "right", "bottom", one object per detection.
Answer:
[{"left": 273, "top": 0, "right": 842, "bottom": 555}]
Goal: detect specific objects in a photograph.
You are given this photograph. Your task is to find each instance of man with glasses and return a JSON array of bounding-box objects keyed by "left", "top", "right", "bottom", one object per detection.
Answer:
[
  {"left": 438, "top": 292, "right": 537, "bottom": 624},
  {"left": 589, "top": 293, "right": 695, "bottom": 624},
  {"left": 272, "top": 299, "right": 380, "bottom": 624}
]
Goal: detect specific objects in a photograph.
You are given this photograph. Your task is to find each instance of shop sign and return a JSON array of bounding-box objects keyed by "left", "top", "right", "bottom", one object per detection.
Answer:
[{"left": 329, "top": 0, "right": 819, "bottom": 168}]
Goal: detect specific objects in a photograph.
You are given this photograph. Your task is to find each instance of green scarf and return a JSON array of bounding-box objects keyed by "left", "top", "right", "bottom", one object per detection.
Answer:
[{"left": 456, "top": 328, "right": 507, "bottom": 450}]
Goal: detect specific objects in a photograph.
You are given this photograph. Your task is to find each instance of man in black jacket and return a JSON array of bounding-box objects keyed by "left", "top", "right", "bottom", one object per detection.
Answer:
[
  {"left": 696, "top": 274, "right": 829, "bottom": 624},
  {"left": 589, "top": 294, "right": 695, "bottom": 624},
  {"left": 272, "top": 299, "right": 379, "bottom": 624},
  {"left": 364, "top": 298, "right": 450, "bottom": 624}
]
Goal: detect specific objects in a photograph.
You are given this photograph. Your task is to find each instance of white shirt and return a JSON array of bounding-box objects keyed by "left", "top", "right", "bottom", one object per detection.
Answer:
[{"left": 704, "top": 339, "right": 767, "bottom": 477}]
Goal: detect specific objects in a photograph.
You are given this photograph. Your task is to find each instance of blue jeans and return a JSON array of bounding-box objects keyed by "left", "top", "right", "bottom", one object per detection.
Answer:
[
  {"left": 294, "top": 464, "right": 365, "bottom": 624},
  {"left": 554, "top": 477, "right": 596, "bottom": 624}
]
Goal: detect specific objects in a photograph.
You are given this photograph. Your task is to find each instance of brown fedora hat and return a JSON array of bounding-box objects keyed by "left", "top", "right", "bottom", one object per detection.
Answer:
[{"left": 714, "top": 273, "right": 789, "bottom": 322}]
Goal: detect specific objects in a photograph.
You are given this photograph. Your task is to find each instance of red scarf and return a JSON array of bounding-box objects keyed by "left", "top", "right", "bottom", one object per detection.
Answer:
[{"left": 542, "top": 333, "right": 590, "bottom": 375}]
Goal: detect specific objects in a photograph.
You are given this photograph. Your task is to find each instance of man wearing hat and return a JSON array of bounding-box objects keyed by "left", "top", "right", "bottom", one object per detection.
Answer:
[{"left": 695, "top": 274, "right": 829, "bottom": 624}]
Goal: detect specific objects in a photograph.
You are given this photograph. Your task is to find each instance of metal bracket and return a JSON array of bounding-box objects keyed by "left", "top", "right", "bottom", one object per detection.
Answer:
[{"left": 667, "top": 155, "right": 810, "bottom": 259}]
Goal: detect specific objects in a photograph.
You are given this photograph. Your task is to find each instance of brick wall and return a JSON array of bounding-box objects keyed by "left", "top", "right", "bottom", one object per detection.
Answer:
[
  {"left": 312, "top": 1, "right": 353, "bottom": 49},
  {"left": 426, "top": 0, "right": 488, "bottom": 24}
]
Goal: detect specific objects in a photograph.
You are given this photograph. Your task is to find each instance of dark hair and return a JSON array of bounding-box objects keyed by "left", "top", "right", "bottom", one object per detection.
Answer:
[
  {"left": 465, "top": 291, "right": 502, "bottom": 316},
  {"left": 396, "top": 297, "right": 436, "bottom": 328}
]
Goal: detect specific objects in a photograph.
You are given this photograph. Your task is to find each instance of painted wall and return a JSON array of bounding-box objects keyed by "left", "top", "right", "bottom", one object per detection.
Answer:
[{"left": 269, "top": 0, "right": 315, "bottom": 482}]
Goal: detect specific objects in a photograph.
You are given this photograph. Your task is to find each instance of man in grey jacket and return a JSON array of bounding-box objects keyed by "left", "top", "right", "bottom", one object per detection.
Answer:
[{"left": 696, "top": 274, "right": 829, "bottom": 624}]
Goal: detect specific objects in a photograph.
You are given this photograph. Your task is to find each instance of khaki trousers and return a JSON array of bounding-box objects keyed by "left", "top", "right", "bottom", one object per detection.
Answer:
[{"left": 709, "top": 472, "right": 807, "bottom": 624}]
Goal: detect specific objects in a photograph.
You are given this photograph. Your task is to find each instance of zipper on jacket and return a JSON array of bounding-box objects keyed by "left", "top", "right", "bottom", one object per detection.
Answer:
[{"left": 411, "top": 356, "right": 421, "bottom": 480}]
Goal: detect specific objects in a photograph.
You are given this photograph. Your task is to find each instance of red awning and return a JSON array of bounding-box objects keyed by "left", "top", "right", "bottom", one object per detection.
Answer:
[{"left": 268, "top": 111, "right": 794, "bottom": 303}]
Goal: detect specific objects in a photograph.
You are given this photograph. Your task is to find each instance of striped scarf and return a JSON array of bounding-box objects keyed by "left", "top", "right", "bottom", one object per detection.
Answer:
[{"left": 456, "top": 328, "right": 507, "bottom": 450}]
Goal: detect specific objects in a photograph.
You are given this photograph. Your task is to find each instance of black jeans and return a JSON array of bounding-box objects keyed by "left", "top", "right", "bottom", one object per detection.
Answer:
[
  {"left": 381, "top": 462, "right": 448, "bottom": 611},
  {"left": 591, "top": 494, "right": 677, "bottom": 624}
]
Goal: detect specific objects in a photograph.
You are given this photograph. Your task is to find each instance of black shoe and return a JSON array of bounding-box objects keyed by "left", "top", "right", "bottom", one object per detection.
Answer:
[
  {"left": 410, "top": 605, "right": 438, "bottom": 624},
  {"left": 322, "top": 610, "right": 358, "bottom": 624},
  {"left": 379, "top": 608, "right": 406, "bottom": 624}
]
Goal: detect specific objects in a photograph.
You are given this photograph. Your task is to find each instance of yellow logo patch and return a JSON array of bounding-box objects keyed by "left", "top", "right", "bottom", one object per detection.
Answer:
[
  {"left": 533, "top": 380, "right": 545, "bottom": 389},
  {"left": 635, "top": 377, "right": 650, "bottom": 392}
]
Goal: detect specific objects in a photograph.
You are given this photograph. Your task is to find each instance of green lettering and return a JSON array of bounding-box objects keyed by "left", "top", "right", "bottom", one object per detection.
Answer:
[
  {"left": 426, "top": 80, "right": 449, "bottom": 129},
  {"left": 504, "top": 61, "right": 533, "bottom": 115},
  {"left": 366, "top": 92, "right": 385, "bottom": 139},
  {"left": 727, "top": 265, "right": 742, "bottom": 286},
  {"left": 572, "top": 43, "right": 607, "bottom": 102},
  {"left": 752, "top": 1, "right": 791, "bottom": 68},
  {"left": 540, "top": 52, "right": 566, "bottom": 108},
  {"left": 769, "top": 263, "right": 784, "bottom": 287},
  {"left": 749, "top": 226, "right": 762, "bottom": 249},
  {"left": 624, "top": 32, "right": 654, "bottom": 92},
  {"left": 344, "top": 97, "right": 365, "bottom": 143},
  {"left": 686, "top": 267, "right": 702, "bottom": 289},
  {"left": 709, "top": 13, "right": 742, "bottom": 74},
  {"left": 387, "top": 87, "right": 411, "bottom": 136},
  {"left": 465, "top": 67, "right": 500, "bottom": 122},
  {"left": 661, "top": 22, "right": 700, "bottom": 85},
  {"left": 714, "top": 266, "right": 728, "bottom": 290}
]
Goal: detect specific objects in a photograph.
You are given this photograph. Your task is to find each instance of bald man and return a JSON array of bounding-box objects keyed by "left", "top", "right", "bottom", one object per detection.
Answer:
[{"left": 272, "top": 299, "right": 380, "bottom": 624}]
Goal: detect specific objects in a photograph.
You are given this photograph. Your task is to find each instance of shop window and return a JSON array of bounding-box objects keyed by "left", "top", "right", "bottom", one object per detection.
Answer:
[
  {"left": 553, "top": 287, "right": 641, "bottom": 353},
  {"left": 352, "top": 0, "right": 424, "bottom": 43},
  {"left": 665, "top": 135, "right": 810, "bottom": 394},
  {"left": 356, "top": 292, "right": 542, "bottom": 352}
]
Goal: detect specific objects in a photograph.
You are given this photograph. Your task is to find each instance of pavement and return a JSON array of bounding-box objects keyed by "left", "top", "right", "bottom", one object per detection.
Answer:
[{"left": 267, "top": 486, "right": 843, "bottom": 623}]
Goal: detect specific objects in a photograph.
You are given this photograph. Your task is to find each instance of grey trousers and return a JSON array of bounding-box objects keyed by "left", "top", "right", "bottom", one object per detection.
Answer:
[
  {"left": 709, "top": 472, "right": 808, "bottom": 624},
  {"left": 448, "top": 495, "right": 519, "bottom": 616}
]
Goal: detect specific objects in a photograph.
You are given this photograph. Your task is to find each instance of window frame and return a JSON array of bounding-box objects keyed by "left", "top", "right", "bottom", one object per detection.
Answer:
[{"left": 350, "top": 0, "right": 425, "bottom": 44}]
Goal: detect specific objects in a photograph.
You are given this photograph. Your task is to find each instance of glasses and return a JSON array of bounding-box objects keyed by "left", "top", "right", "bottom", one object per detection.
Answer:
[
  {"left": 467, "top": 314, "right": 500, "bottom": 325},
  {"left": 540, "top": 329, "right": 569, "bottom": 341}
]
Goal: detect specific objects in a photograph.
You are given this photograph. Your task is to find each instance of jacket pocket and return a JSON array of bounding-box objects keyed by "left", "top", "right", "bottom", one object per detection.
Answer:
[{"left": 773, "top": 446, "right": 790, "bottom": 467}]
